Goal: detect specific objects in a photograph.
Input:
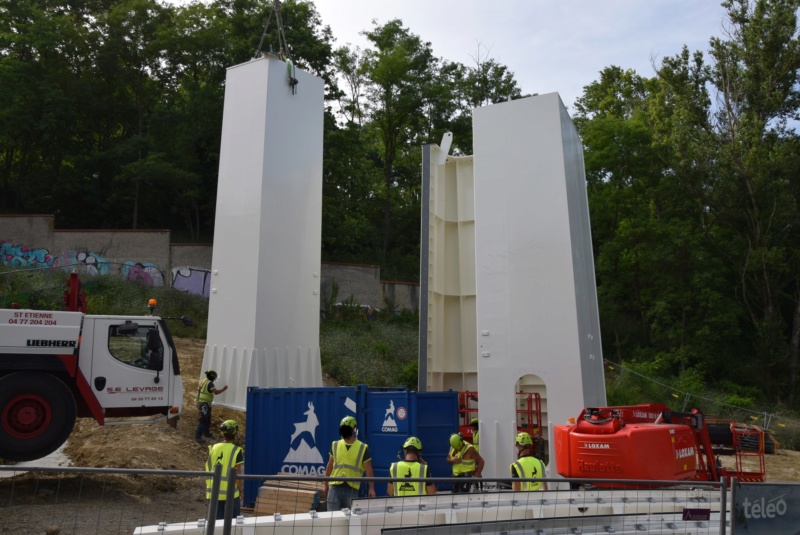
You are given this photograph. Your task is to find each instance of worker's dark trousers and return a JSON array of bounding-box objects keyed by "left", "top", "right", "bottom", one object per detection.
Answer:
[
  {"left": 214, "top": 497, "right": 241, "bottom": 519},
  {"left": 196, "top": 403, "right": 212, "bottom": 440},
  {"left": 452, "top": 473, "right": 476, "bottom": 493}
]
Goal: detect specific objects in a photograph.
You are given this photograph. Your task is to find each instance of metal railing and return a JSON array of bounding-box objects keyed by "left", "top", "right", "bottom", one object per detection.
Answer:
[{"left": 0, "top": 465, "right": 734, "bottom": 534}]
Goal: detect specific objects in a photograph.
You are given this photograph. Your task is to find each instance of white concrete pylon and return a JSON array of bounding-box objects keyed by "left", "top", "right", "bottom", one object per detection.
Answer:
[
  {"left": 202, "top": 57, "right": 324, "bottom": 410},
  {"left": 420, "top": 94, "right": 606, "bottom": 480},
  {"left": 472, "top": 93, "right": 606, "bottom": 479}
]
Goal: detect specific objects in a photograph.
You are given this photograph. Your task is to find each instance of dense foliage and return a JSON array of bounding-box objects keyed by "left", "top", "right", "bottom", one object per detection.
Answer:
[
  {"left": 574, "top": 0, "right": 800, "bottom": 408},
  {"left": 3, "top": 0, "right": 800, "bottom": 407},
  {"left": 0, "top": 0, "right": 520, "bottom": 279},
  {"left": 320, "top": 316, "right": 419, "bottom": 389}
]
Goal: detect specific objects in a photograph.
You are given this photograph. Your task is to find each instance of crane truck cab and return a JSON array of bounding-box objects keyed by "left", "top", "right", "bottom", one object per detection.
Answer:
[{"left": 0, "top": 308, "right": 184, "bottom": 462}]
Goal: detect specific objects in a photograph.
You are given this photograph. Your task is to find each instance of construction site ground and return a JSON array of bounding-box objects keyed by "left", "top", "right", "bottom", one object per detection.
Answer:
[{"left": 1, "top": 338, "right": 799, "bottom": 534}]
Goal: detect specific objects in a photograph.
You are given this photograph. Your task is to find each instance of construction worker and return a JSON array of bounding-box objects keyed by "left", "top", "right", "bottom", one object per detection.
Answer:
[
  {"left": 447, "top": 432, "right": 484, "bottom": 493},
  {"left": 195, "top": 369, "right": 228, "bottom": 444},
  {"left": 205, "top": 420, "right": 244, "bottom": 519},
  {"left": 388, "top": 436, "right": 436, "bottom": 496},
  {"left": 510, "top": 432, "right": 547, "bottom": 491},
  {"left": 471, "top": 417, "right": 480, "bottom": 452},
  {"left": 323, "top": 416, "right": 376, "bottom": 510}
]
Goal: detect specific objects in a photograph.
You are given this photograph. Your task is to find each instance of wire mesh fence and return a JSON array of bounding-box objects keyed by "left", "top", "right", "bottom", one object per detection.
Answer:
[
  {"left": 1, "top": 467, "right": 733, "bottom": 535},
  {"left": 0, "top": 466, "right": 208, "bottom": 534}
]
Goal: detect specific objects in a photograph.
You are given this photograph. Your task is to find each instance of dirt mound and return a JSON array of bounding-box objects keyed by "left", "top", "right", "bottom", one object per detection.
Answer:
[{"left": 65, "top": 338, "right": 246, "bottom": 473}]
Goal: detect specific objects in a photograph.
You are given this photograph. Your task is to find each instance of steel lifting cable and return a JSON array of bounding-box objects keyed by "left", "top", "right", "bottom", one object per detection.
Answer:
[
  {"left": 274, "top": 5, "right": 291, "bottom": 63},
  {"left": 254, "top": 4, "right": 275, "bottom": 58},
  {"left": 254, "top": 0, "right": 298, "bottom": 93}
]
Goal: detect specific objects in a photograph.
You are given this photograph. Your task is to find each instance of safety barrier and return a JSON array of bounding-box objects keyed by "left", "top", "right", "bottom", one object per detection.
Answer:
[{"left": 2, "top": 464, "right": 781, "bottom": 535}]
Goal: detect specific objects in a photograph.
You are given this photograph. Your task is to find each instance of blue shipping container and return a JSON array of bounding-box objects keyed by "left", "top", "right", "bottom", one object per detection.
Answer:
[
  {"left": 244, "top": 385, "right": 365, "bottom": 506},
  {"left": 364, "top": 390, "right": 458, "bottom": 496},
  {"left": 244, "top": 386, "right": 458, "bottom": 505}
]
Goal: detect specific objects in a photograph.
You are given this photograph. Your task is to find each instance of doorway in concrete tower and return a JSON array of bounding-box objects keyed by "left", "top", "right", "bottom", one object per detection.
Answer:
[{"left": 516, "top": 374, "right": 547, "bottom": 463}]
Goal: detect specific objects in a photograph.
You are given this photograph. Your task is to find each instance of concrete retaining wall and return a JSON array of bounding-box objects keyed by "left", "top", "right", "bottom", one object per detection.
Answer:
[{"left": 0, "top": 215, "right": 419, "bottom": 311}]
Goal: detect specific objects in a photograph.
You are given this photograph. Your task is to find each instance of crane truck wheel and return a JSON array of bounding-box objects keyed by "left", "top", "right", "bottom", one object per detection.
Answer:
[{"left": 0, "top": 372, "right": 77, "bottom": 462}]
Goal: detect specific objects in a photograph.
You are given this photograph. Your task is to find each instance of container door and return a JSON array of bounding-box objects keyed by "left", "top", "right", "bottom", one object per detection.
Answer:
[
  {"left": 412, "top": 391, "right": 460, "bottom": 491},
  {"left": 364, "top": 389, "right": 412, "bottom": 497}
]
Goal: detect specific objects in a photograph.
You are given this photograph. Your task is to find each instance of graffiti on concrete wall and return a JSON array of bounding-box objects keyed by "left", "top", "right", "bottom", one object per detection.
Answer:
[
  {"left": 0, "top": 241, "right": 164, "bottom": 287},
  {"left": 172, "top": 266, "right": 211, "bottom": 297},
  {"left": 56, "top": 250, "right": 111, "bottom": 275},
  {"left": 123, "top": 261, "right": 164, "bottom": 287},
  {"left": 0, "top": 240, "right": 55, "bottom": 268}
]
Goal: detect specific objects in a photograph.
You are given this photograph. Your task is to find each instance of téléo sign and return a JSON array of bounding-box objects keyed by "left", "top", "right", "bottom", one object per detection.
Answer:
[{"left": 734, "top": 483, "right": 800, "bottom": 533}]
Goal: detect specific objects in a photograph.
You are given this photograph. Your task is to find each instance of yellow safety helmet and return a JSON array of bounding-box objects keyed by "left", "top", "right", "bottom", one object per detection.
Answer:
[
  {"left": 515, "top": 432, "right": 533, "bottom": 447},
  {"left": 449, "top": 433, "right": 464, "bottom": 450},
  {"left": 470, "top": 417, "right": 479, "bottom": 426},
  {"left": 220, "top": 420, "right": 238, "bottom": 435},
  {"left": 403, "top": 436, "right": 423, "bottom": 451},
  {"left": 340, "top": 416, "right": 357, "bottom": 428}
]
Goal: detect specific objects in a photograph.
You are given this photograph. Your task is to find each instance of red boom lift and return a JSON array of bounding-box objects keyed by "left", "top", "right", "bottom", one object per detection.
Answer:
[{"left": 554, "top": 404, "right": 765, "bottom": 486}]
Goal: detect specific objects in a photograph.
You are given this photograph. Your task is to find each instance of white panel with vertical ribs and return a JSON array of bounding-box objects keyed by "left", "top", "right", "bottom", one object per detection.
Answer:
[{"left": 424, "top": 151, "right": 478, "bottom": 393}]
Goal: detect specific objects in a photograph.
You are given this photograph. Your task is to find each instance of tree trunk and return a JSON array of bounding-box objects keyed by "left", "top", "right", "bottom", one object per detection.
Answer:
[{"left": 382, "top": 152, "right": 394, "bottom": 263}]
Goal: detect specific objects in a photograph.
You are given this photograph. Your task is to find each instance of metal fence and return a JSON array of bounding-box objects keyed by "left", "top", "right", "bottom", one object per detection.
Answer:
[
  {"left": 0, "top": 465, "right": 736, "bottom": 535},
  {"left": 0, "top": 465, "right": 209, "bottom": 534}
]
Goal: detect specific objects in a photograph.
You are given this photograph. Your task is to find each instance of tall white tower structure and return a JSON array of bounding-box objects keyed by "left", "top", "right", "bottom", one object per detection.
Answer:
[
  {"left": 420, "top": 93, "right": 605, "bottom": 479},
  {"left": 202, "top": 57, "right": 324, "bottom": 409}
]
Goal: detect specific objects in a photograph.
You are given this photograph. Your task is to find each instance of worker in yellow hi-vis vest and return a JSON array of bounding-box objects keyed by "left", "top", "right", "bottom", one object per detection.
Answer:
[
  {"left": 323, "top": 416, "right": 376, "bottom": 510},
  {"left": 388, "top": 437, "right": 436, "bottom": 496},
  {"left": 510, "top": 432, "right": 546, "bottom": 491},
  {"left": 205, "top": 420, "right": 244, "bottom": 519},
  {"left": 447, "top": 432, "right": 484, "bottom": 493},
  {"left": 195, "top": 369, "right": 228, "bottom": 444}
]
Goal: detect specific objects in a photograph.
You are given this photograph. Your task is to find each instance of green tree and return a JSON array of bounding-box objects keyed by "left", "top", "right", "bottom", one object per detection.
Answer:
[
  {"left": 362, "top": 20, "right": 437, "bottom": 264},
  {"left": 444, "top": 44, "right": 523, "bottom": 153},
  {"left": 154, "top": 0, "right": 232, "bottom": 240},
  {"left": 578, "top": 0, "right": 800, "bottom": 405},
  {"left": 97, "top": 0, "right": 171, "bottom": 229},
  {"left": 575, "top": 62, "right": 740, "bottom": 387},
  {"left": 703, "top": 0, "right": 800, "bottom": 400},
  {"left": 647, "top": 0, "right": 800, "bottom": 402},
  {"left": 167, "top": 0, "right": 335, "bottom": 239},
  {"left": 0, "top": 0, "right": 101, "bottom": 215}
]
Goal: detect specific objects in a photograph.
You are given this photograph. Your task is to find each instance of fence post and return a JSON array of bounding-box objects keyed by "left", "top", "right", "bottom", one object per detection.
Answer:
[
  {"left": 222, "top": 462, "right": 238, "bottom": 535},
  {"left": 719, "top": 478, "right": 727, "bottom": 535},
  {"left": 206, "top": 463, "right": 222, "bottom": 535},
  {"left": 729, "top": 477, "right": 738, "bottom": 535}
]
